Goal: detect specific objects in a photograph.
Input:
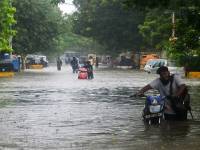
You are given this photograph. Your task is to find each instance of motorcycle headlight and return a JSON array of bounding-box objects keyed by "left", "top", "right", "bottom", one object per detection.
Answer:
[{"left": 152, "top": 99, "right": 158, "bottom": 105}]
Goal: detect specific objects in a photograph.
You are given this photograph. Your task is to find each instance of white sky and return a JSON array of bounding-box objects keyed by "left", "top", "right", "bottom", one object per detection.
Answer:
[{"left": 58, "top": 0, "right": 77, "bottom": 14}]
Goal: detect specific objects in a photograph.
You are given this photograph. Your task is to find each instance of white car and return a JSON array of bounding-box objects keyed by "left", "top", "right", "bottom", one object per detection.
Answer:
[{"left": 144, "top": 59, "right": 184, "bottom": 76}]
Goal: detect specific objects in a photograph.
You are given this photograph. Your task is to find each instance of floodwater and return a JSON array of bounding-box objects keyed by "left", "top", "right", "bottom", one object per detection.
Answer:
[{"left": 0, "top": 66, "right": 200, "bottom": 150}]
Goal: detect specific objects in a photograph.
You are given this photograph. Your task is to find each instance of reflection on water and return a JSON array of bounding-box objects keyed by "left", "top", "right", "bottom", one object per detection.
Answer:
[{"left": 0, "top": 66, "right": 200, "bottom": 149}]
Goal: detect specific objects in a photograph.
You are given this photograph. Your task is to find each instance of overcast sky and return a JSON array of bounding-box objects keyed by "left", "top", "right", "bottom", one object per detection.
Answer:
[{"left": 58, "top": 0, "right": 77, "bottom": 14}]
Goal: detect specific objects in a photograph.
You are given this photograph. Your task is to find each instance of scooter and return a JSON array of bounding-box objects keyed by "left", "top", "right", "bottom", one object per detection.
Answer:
[
  {"left": 142, "top": 95, "right": 165, "bottom": 125},
  {"left": 78, "top": 67, "right": 88, "bottom": 79}
]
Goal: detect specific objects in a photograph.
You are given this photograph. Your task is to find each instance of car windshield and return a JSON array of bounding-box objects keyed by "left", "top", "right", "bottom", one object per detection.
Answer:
[
  {"left": 152, "top": 60, "right": 165, "bottom": 67},
  {"left": 146, "top": 60, "right": 157, "bottom": 65}
]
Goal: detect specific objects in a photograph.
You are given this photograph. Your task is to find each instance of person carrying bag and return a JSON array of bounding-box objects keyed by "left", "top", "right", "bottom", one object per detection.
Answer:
[{"left": 168, "top": 75, "right": 193, "bottom": 120}]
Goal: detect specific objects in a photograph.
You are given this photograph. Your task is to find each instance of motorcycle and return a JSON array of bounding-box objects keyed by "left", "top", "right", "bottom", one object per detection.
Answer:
[
  {"left": 142, "top": 95, "right": 165, "bottom": 125},
  {"left": 131, "top": 93, "right": 194, "bottom": 124},
  {"left": 78, "top": 67, "right": 88, "bottom": 79}
]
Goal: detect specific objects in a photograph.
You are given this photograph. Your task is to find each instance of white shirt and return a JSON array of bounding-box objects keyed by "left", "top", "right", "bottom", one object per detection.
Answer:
[
  {"left": 149, "top": 75, "right": 185, "bottom": 114},
  {"left": 149, "top": 75, "right": 184, "bottom": 97}
]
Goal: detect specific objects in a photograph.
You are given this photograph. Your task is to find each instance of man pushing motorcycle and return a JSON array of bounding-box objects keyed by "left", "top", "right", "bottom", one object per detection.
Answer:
[{"left": 136, "top": 66, "right": 192, "bottom": 121}]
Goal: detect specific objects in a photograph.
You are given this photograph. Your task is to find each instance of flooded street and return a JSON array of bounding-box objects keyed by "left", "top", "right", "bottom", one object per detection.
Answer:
[{"left": 0, "top": 66, "right": 200, "bottom": 150}]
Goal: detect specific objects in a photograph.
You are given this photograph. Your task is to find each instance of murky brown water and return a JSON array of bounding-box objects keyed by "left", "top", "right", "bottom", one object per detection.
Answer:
[{"left": 0, "top": 66, "right": 200, "bottom": 150}]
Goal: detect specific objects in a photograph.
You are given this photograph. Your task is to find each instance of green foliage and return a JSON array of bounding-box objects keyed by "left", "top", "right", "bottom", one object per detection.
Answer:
[
  {"left": 12, "top": 0, "right": 64, "bottom": 55},
  {"left": 60, "top": 32, "right": 100, "bottom": 53},
  {"left": 12, "top": 0, "right": 95, "bottom": 57},
  {"left": 123, "top": 0, "right": 200, "bottom": 10},
  {"left": 123, "top": 0, "right": 170, "bottom": 9},
  {"left": 0, "top": 0, "right": 16, "bottom": 53},
  {"left": 50, "top": 0, "right": 65, "bottom": 5},
  {"left": 138, "top": 9, "right": 171, "bottom": 50},
  {"left": 73, "top": 0, "right": 144, "bottom": 56},
  {"left": 167, "top": 6, "right": 200, "bottom": 68},
  {"left": 50, "top": 13, "right": 100, "bottom": 56},
  {"left": 125, "top": 0, "right": 200, "bottom": 69}
]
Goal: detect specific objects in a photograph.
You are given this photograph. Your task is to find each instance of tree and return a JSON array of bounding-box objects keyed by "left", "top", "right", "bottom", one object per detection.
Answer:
[
  {"left": 138, "top": 8, "right": 171, "bottom": 50},
  {"left": 50, "top": 0, "right": 65, "bottom": 5},
  {"left": 167, "top": 6, "right": 200, "bottom": 67},
  {"left": 124, "top": 0, "right": 200, "bottom": 68},
  {"left": 11, "top": 0, "right": 96, "bottom": 59},
  {"left": 12, "top": 0, "right": 64, "bottom": 56},
  {"left": 73, "top": 0, "right": 144, "bottom": 56},
  {"left": 0, "top": 0, "right": 16, "bottom": 53}
]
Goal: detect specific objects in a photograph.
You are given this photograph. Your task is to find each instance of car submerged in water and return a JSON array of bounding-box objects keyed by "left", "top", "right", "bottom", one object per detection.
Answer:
[
  {"left": 25, "top": 54, "right": 48, "bottom": 69},
  {"left": 144, "top": 59, "right": 184, "bottom": 76}
]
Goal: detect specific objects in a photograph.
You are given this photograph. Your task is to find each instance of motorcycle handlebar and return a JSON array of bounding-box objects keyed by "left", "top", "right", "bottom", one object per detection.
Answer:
[{"left": 130, "top": 94, "right": 166, "bottom": 100}]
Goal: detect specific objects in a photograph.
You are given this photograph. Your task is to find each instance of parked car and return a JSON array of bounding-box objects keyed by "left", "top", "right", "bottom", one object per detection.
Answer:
[
  {"left": 144, "top": 59, "right": 184, "bottom": 75},
  {"left": 0, "top": 53, "right": 21, "bottom": 72},
  {"left": 140, "top": 54, "right": 159, "bottom": 69}
]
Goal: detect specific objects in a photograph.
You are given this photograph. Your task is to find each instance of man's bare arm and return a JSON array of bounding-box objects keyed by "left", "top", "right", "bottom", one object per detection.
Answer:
[{"left": 137, "top": 84, "right": 153, "bottom": 96}]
